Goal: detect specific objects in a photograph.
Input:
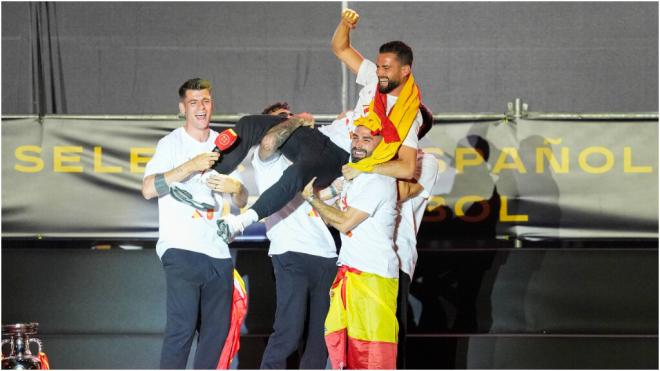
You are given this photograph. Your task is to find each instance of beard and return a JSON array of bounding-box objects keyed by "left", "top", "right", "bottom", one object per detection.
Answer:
[
  {"left": 350, "top": 147, "right": 368, "bottom": 163},
  {"left": 378, "top": 78, "right": 400, "bottom": 94}
]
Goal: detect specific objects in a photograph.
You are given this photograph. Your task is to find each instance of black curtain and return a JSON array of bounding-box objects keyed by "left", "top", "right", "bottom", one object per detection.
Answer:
[{"left": 29, "top": 2, "right": 66, "bottom": 114}]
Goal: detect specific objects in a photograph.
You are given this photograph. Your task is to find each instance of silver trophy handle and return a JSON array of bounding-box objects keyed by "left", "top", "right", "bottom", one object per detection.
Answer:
[
  {"left": 28, "top": 338, "right": 43, "bottom": 354},
  {"left": 1, "top": 339, "right": 11, "bottom": 356}
]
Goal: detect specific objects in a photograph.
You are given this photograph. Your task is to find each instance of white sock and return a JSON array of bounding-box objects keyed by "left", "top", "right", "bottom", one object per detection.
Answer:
[{"left": 238, "top": 209, "right": 259, "bottom": 229}]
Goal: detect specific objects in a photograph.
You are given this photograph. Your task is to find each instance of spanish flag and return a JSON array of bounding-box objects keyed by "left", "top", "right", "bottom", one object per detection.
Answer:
[
  {"left": 348, "top": 73, "right": 421, "bottom": 173},
  {"left": 325, "top": 265, "right": 399, "bottom": 369},
  {"left": 216, "top": 269, "right": 248, "bottom": 369}
]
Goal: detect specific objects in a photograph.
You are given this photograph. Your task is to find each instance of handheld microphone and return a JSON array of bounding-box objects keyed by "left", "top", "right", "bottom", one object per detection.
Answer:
[
  {"left": 201, "top": 128, "right": 239, "bottom": 176},
  {"left": 213, "top": 128, "right": 238, "bottom": 153}
]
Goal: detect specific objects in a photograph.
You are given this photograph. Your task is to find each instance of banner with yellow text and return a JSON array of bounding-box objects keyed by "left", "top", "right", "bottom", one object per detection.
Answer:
[{"left": 1, "top": 116, "right": 657, "bottom": 240}]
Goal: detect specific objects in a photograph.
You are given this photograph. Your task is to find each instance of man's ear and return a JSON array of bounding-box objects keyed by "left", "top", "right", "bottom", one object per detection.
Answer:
[
  {"left": 401, "top": 65, "right": 412, "bottom": 78},
  {"left": 178, "top": 101, "right": 185, "bottom": 116}
]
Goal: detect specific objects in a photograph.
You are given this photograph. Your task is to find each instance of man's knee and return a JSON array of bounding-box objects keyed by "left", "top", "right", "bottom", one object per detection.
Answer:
[
  {"left": 284, "top": 162, "right": 316, "bottom": 182},
  {"left": 163, "top": 315, "right": 197, "bottom": 341}
]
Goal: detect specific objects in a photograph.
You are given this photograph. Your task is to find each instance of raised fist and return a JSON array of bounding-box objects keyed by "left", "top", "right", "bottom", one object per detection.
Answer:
[{"left": 341, "top": 8, "right": 360, "bottom": 29}]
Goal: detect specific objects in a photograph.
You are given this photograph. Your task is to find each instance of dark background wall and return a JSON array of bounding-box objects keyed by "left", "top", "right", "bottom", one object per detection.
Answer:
[{"left": 2, "top": 2, "right": 658, "bottom": 115}]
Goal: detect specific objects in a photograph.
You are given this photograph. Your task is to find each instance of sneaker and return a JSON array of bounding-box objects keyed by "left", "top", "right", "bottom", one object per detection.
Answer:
[
  {"left": 170, "top": 180, "right": 216, "bottom": 210},
  {"left": 216, "top": 214, "right": 244, "bottom": 243}
]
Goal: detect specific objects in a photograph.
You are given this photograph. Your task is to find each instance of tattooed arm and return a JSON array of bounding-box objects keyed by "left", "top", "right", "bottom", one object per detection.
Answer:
[
  {"left": 258, "top": 112, "right": 315, "bottom": 161},
  {"left": 302, "top": 177, "right": 368, "bottom": 234}
]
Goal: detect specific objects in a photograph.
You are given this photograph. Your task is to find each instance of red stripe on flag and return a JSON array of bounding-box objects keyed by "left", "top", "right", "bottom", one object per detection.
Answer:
[
  {"left": 347, "top": 337, "right": 397, "bottom": 369},
  {"left": 325, "top": 329, "right": 348, "bottom": 370}
]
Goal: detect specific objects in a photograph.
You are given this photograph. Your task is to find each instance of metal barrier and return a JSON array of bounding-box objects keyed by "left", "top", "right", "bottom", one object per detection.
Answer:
[{"left": 3, "top": 98, "right": 656, "bottom": 123}]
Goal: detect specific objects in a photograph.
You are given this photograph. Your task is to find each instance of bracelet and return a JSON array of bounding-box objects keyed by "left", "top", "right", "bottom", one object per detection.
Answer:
[{"left": 154, "top": 173, "right": 169, "bottom": 196}]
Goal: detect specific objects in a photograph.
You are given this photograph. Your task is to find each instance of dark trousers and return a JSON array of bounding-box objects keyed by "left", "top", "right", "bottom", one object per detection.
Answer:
[
  {"left": 396, "top": 270, "right": 411, "bottom": 369},
  {"left": 159, "top": 248, "right": 233, "bottom": 369},
  {"left": 209, "top": 115, "right": 350, "bottom": 221},
  {"left": 260, "top": 252, "right": 338, "bottom": 369},
  {"left": 251, "top": 140, "right": 349, "bottom": 219}
]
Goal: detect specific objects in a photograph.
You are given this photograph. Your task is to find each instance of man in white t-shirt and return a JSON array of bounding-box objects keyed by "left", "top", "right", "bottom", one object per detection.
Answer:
[
  {"left": 302, "top": 124, "right": 400, "bottom": 369},
  {"left": 255, "top": 103, "right": 339, "bottom": 369},
  {"left": 331, "top": 8, "right": 423, "bottom": 182},
  {"left": 141, "top": 78, "right": 248, "bottom": 369}
]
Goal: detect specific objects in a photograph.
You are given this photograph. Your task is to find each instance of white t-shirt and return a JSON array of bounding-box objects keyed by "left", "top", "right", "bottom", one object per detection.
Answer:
[
  {"left": 144, "top": 127, "right": 241, "bottom": 260},
  {"left": 251, "top": 148, "right": 337, "bottom": 258},
  {"left": 318, "top": 116, "right": 354, "bottom": 153},
  {"left": 337, "top": 173, "right": 399, "bottom": 278},
  {"left": 318, "top": 58, "right": 421, "bottom": 153},
  {"left": 395, "top": 152, "right": 440, "bottom": 277}
]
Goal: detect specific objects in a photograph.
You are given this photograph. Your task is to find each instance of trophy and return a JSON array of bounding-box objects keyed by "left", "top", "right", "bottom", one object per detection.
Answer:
[{"left": 1, "top": 323, "right": 50, "bottom": 369}]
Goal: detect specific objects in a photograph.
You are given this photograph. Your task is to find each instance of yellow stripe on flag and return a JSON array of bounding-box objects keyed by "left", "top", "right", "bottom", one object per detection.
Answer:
[{"left": 325, "top": 268, "right": 398, "bottom": 343}]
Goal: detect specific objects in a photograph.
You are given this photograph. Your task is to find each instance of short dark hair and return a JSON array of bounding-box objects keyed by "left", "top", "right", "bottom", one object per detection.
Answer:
[
  {"left": 262, "top": 101, "right": 291, "bottom": 115},
  {"left": 178, "top": 78, "right": 212, "bottom": 99},
  {"left": 379, "top": 41, "right": 413, "bottom": 66},
  {"left": 418, "top": 102, "right": 433, "bottom": 140}
]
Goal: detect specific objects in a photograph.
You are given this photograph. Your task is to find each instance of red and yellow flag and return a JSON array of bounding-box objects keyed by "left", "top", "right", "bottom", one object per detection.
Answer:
[
  {"left": 349, "top": 73, "right": 421, "bottom": 173},
  {"left": 216, "top": 269, "right": 248, "bottom": 369},
  {"left": 325, "top": 265, "right": 399, "bottom": 369}
]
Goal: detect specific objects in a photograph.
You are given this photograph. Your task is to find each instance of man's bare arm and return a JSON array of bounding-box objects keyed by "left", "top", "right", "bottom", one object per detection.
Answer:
[
  {"left": 331, "top": 9, "right": 364, "bottom": 75},
  {"left": 258, "top": 113, "right": 315, "bottom": 161},
  {"left": 397, "top": 179, "right": 424, "bottom": 203},
  {"left": 318, "top": 178, "right": 343, "bottom": 201},
  {"left": 372, "top": 145, "right": 417, "bottom": 179},
  {"left": 142, "top": 152, "right": 220, "bottom": 199},
  {"left": 231, "top": 182, "right": 249, "bottom": 209},
  {"left": 302, "top": 177, "right": 368, "bottom": 234},
  {"left": 206, "top": 174, "right": 249, "bottom": 208},
  {"left": 310, "top": 199, "right": 369, "bottom": 234},
  {"left": 343, "top": 145, "right": 418, "bottom": 181}
]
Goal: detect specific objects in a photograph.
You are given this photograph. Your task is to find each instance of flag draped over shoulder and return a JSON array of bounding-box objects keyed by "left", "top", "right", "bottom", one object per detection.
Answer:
[
  {"left": 216, "top": 269, "right": 248, "bottom": 369},
  {"left": 349, "top": 74, "right": 421, "bottom": 172},
  {"left": 324, "top": 265, "right": 399, "bottom": 369}
]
